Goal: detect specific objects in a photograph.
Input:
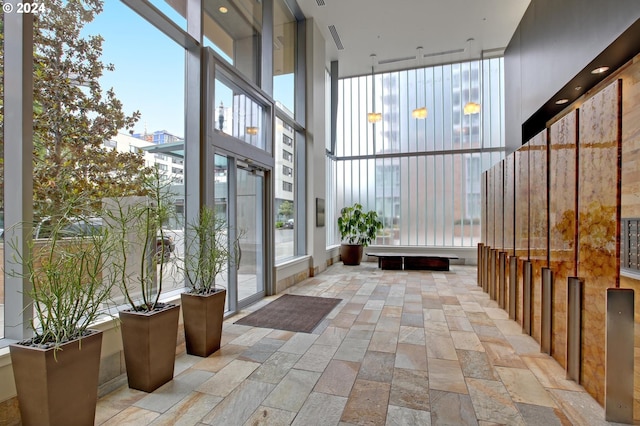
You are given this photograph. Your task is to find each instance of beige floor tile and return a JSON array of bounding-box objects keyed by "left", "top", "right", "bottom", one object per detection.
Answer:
[
  {"left": 395, "top": 343, "right": 428, "bottom": 371},
  {"left": 314, "top": 359, "right": 360, "bottom": 397},
  {"left": 341, "top": 379, "right": 391, "bottom": 425},
  {"left": 93, "top": 264, "right": 609, "bottom": 426},
  {"left": 495, "top": 366, "right": 557, "bottom": 407},
  {"left": 428, "top": 358, "right": 468, "bottom": 394}
]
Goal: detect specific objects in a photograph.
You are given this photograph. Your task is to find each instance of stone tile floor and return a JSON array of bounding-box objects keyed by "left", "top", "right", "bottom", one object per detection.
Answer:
[{"left": 95, "top": 262, "right": 622, "bottom": 425}]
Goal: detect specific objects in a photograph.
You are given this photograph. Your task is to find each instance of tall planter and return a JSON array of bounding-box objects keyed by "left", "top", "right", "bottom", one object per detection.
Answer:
[
  {"left": 340, "top": 243, "right": 364, "bottom": 266},
  {"left": 119, "top": 303, "right": 180, "bottom": 393},
  {"left": 10, "top": 330, "right": 103, "bottom": 426},
  {"left": 181, "top": 288, "right": 226, "bottom": 357}
]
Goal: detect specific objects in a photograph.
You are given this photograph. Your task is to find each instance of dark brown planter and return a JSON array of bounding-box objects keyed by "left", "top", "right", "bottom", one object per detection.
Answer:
[
  {"left": 340, "top": 243, "right": 364, "bottom": 265},
  {"left": 10, "top": 330, "right": 102, "bottom": 426},
  {"left": 181, "top": 288, "right": 226, "bottom": 357},
  {"left": 119, "top": 303, "right": 180, "bottom": 393}
]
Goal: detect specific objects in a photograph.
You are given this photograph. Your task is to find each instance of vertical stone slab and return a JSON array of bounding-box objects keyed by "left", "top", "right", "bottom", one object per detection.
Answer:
[
  {"left": 541, "top": 267, "right": 553, "bottom": 355},
  {"left": 487, "top": 167, "right": 495, "bottom": 249},
  {"left": 605, "top": 288, "right": 634, "bottom": 423},
  {"left": 481, "top": 171, "right": 487, "bottom": 246},
  {"left": 495, "top": 160, "right": 505, "bottom": 251},
  {"left": 477, "top": 243, "right": 484, "bottom": 287},
  {"left": 504, "top": 153, "right": 516, "bottom": 312},
  {"left": 567, "top": 277, "right": 584, "bottom": 383},
  {"left": 499, "top": 251, "right": 507, "bottom": 309},
  {"left": 548, "top": 110, "right": 578, "bottom": 369},
  {"left": 577, "top": 79, "right": 622, "bottom": 405},
  {"left": 509, "top": 256, "right": 518, "bottom": 320},
  {"left": 618, "top": 56, "right": 640, "bottom": 425},
  {"left": 529, "top": 130, "right": 549, "bottom": 342},
  {"left": 515, "top": 143, "right": 530, "bottom": 326},
  {"left": 523, "top": 260, "right": 533, "bottom": 335}
]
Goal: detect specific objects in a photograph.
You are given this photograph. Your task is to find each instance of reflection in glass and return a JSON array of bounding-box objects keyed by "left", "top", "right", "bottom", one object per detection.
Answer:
[
  {"left": 237, "top": 168, "right": 264, "bottom": 302},
  {"left": 215, "top": 76, "right": 268, "bottom": 152},
  {"left": 275, "top": 118, "right": 295, "bottom": 260},
  {"left": 273, "top": 0, "right": 296, "bottom": 116},
  {"left": 214, "top": 154, "right": 231, "bottom": 312}
]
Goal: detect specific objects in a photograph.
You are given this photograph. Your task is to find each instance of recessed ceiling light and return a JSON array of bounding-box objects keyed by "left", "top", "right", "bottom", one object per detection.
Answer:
[
  {"left": 555, "top": 98, "right": 569, "bottom": 105},
  {"left": 219, "top": 6, "right": 228, "bottom": 13},
  {"left": 591, "top": 66, "right": 609, "bottom": 74}
]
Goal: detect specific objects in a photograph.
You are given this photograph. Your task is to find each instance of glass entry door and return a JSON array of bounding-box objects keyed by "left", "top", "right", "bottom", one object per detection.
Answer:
[
  {"left": 236, "top": 165, "right": 265, "bottom": 306},
  {"left": 214, "top": 154, "right": 267, "bottom": 314}
]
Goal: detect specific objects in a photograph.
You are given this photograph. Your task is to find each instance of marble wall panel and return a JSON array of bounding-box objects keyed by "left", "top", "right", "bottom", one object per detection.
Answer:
[
  {"left": 618, "top": 55, "right": 640, "bottom": 423},
  {"left": 495, "top": 160, "right": 505, "bottom": 251},
  {"left": 529, "top": 130, "right": 548, "bottom": 342},
  {"left": 548, "top": 110, "right": 578, "bottom": 369},
  {"left": 481, "top": 171, "right": 487, "bottom": 245},
  {"left": 504, "top": 153, "right": 516, "bottom": 313},
  {"left": 577, "top": 79, "right": 621, "bottom": 405},
  {"left": 487, "top": 167, "right": 495, "bottom": 248},
  {"left": 515, "top": 144, "right": 530, "bottom": 326},
  {"left": 504, "top": 153, "right": 516, "bottom": 256}
]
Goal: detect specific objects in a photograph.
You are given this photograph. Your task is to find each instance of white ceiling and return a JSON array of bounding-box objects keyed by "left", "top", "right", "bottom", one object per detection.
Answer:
[{"left": 297, "top": 0, "right": 531, "bottom": 78}]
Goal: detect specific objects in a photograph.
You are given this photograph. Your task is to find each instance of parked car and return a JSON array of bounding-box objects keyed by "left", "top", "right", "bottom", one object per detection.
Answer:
[
  {"left": 34, "top": 217, "right": 175, "bottom": 261},
  {"left": 283, "top": 219, "right": 294, "bottom": 229}
]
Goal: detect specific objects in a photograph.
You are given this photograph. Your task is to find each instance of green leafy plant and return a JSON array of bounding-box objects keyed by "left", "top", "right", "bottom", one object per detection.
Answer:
[
  {"left": 8, "top": 204, "right": 117, "bottom": 349},
  {"left": 337, "top": 203, "right": 383, "bottom": 247},
  {"left": 181, "top": 206, "right": 235, "bottom": 294}
]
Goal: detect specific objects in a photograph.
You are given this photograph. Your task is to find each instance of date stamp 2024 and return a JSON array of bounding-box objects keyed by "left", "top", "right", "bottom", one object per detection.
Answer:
[{"left": 3, "top": 2, "right": 48, "bottom": 14}]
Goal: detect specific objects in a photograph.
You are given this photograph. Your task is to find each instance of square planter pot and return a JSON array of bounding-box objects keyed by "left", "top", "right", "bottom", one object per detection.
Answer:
[
  {"left": 10, "top": 330, "right": 103, "bottom": 426},
  {"left": 119, "top": 303, "right": 180, "bottom": 393},
  {"left": 181, "top": 288, "right": 226, "bottom": 357}
]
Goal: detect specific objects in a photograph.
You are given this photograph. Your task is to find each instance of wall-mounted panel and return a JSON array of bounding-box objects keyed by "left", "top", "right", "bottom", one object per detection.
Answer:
[
  {"left": 548, "top": 109, "right": 578, "bottom": 369},
  {"left": 481, "top": 171, "right": 487, "bottom": 245},
  {"left": 495, "top": 160, "right": 505, "bottom": 251},
  {"left": 577, "top": 79, "right": 621, "bottom": 405},
  {"left": 529, "top": 130, "right": 548, "bottom": 342},
  {"left": 617, "top": 54, "right": 640, "bottom": 423},
  {"left": 514, "top": 143, "right": 530, "bottom": 325},
  {"left": 504, "top": 153, "right": 516, "bottom": 255},
  {"left": 487, "top": 167, "right": 495, "bottom": 248}
]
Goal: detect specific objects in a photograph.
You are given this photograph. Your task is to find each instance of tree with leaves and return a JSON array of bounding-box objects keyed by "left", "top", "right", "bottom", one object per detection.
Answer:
[
  {"left": 278, "top": 200, "right": 293, "bottom": 220},
  {"left": 0, "top": 0, "right": 151, "bottom": 221}
]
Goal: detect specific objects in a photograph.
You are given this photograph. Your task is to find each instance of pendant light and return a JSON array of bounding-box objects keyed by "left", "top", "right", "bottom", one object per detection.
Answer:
[
  {"left": 412, "top": 47, "right": 428, "bottom": 119},
  {"left": 367, "top": 54, "right": 382, "bottom": 123},
  {"left": 464, "top": 59, "right": 480, "bottom": 115}
]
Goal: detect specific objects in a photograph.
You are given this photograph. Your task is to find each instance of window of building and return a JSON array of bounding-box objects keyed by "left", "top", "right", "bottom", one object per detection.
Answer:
[
  {"left": 283, "top": 134, "right": 292, "bottom": 146},
  {"left": 104, "top": 139, "right": 117, "bottom": 148},
  {"left": 328, "top": 58, "right": 505, "bottom": 248},
  {"left": 273, "top": 0, "right": 296, "bottom": 118},
  {"left": 275, "top": 117, "right": 295, "bottom": 260},
  {"left": 283, "top": 149, "right": 292, "bottom": 162},
  {"left": 204, "top": 0, "right": 262, "bottom": 85}
]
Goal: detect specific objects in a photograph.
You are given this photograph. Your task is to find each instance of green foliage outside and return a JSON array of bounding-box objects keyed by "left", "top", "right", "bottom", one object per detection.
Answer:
[{"left": 0, "top": 0, "right": 151, "bottom": 221}]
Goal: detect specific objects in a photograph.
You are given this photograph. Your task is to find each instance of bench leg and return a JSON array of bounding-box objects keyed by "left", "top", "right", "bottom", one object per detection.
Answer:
[{"left": 404, "top": 257, "right": 449, "bottom": 271}]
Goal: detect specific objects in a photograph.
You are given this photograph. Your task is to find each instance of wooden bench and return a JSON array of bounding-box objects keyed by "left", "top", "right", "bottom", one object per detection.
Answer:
[{"left": 365, "top": 252, "right": 459, "bottom": 271}]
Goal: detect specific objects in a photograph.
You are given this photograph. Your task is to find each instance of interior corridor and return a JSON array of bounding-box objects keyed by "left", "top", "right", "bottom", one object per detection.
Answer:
[{"left": 95, "top": 262, "right": 616, "bottom": 425}]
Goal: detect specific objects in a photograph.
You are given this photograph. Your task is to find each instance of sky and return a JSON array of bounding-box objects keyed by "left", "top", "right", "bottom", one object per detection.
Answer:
[
  {"left": 84, "top": 1, "right": 296, "bottom": 140},
  {"left": 86, "top": 2, "right": 186, "bottom": 138}
]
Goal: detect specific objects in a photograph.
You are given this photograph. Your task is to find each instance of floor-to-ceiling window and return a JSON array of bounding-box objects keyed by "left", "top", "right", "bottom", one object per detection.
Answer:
[{"left": 328, "top": 58, "right": 505, "bottom": 248}]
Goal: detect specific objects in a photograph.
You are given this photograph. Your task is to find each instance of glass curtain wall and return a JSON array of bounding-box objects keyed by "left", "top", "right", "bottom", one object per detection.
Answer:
[
  {"left": 204, "top": 0, "right": 262, "bottom": 85},
  {"left": 329, "top": 58, "right": 505, "bottom": 247}
]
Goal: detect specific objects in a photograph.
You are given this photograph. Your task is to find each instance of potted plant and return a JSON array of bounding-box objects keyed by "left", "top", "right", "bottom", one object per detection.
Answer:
[
  {"left": 8, "top": 206, "right": 117, "bottom": 425},
  {"left": 104, "top": 166, "right": 180, "bottom": 393},
  {"left": 337, "top": 203, "right": 383, "bottom": 265},
  {"left": 179, "top": 205, "right": 234, "bottom": 357}
]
